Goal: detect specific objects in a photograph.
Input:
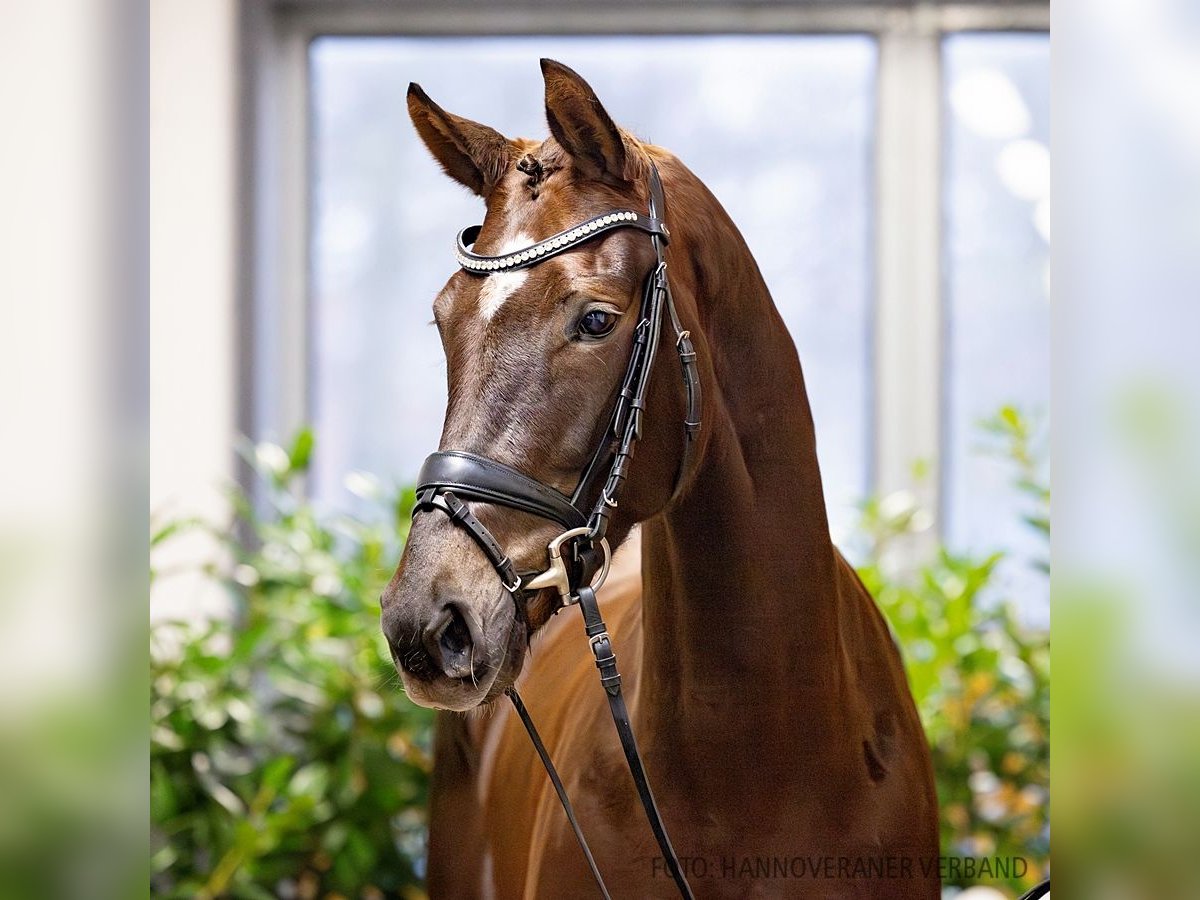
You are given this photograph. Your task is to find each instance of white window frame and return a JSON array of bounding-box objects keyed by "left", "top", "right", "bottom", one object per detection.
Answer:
[{"left": 239, "top": 0, "right": 1049, "bottom": 541}]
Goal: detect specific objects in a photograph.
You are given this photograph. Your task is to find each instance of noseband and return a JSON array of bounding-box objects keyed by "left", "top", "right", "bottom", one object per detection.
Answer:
[{"left": 413, "top": 163, "right": 699, "bottom": 899}]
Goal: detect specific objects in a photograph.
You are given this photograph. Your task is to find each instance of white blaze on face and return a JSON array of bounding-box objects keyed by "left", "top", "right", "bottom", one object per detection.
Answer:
[{"left": 476, "top": 233, "right": 533, "bottom": 322}]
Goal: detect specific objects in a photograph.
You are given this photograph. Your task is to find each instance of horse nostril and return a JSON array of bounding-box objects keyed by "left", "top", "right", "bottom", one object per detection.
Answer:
[
  {"left": 424, "top": 603, "right": 477, "bottom": 679},
  {"left": 440, "top": 607, "right": 471, "bottom": 657}
]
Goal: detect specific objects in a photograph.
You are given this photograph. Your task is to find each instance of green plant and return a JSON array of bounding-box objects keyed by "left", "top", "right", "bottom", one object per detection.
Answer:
[
  {"left": 150, "top": 431, "right": 432, "bottom": 898},
  {"left": 150, "top": 411, "right": 1049, "bottom": 897},
  {"left": 856, "top": 406, "right": 1050, "bottom": 895}
]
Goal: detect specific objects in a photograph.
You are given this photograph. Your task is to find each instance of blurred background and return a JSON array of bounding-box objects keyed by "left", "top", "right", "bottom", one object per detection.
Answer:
[
  {"left": 147, "top": 1, "right": 1053, "bottom": 897},
  {"left": 14, "top": 0, "right": 1200, "bottom": 898}
]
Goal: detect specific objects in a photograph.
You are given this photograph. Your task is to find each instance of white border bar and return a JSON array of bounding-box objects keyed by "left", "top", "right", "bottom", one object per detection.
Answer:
[{"left": 874, "top": 12, "right": 944, "bottom": 532}]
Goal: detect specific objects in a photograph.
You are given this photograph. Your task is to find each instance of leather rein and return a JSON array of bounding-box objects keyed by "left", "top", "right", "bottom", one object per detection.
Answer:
[{"left": 413, "top": 163, "right": 698, "bottom": 899}]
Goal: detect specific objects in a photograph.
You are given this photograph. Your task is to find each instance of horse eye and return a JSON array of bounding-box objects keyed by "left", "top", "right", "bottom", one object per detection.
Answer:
[{"left": 578, "top": 309, "right": 617, "bottom": 338}]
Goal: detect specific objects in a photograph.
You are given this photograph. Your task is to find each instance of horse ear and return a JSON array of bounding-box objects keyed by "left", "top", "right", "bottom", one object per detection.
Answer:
[
  {"left": 540, "top": 59, "right": 631, "bottom": 185},
  {"left": 407, "top": 83, "right": 516, "bottom": 197}
]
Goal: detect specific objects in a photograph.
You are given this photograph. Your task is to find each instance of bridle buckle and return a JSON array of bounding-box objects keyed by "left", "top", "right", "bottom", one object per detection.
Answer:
[
  {"left": 521, "top": 526, "right": 611, "bottom": 606},
  {"left": 588, "top": 630, "right": 612, "bottom": 658}
]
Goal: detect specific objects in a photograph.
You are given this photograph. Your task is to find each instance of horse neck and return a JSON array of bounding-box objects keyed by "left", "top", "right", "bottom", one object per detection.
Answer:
[{"left": 636, "top": 169, "right": 845, "bottom": 760}]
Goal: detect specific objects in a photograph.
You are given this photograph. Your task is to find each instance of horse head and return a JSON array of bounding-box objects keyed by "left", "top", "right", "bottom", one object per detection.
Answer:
[{"left": 381, "top": 60, "right": 702, "bottom": 710}]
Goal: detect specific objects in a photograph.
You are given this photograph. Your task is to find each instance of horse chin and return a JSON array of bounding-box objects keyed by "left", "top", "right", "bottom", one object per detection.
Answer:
[{"left": 401, "top": 676, "right": 493, "bottom": 712}]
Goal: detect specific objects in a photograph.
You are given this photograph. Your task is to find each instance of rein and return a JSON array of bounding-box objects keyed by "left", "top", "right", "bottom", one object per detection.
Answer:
[{"left": 413, "top": 163, "right": 698, "bottom": 899}]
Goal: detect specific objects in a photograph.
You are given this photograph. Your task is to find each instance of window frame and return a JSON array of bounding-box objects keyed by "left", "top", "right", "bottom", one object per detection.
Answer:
[{"left": 239, "top": 0, "right": 1050, "bottom": 546}]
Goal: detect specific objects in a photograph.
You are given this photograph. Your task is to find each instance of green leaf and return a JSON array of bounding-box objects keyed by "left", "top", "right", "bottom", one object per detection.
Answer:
[
  {"left": 288, "top": 762, "right": 330, "bottom": 801},
  {"left": 288, "top": 427, "right": 315, "bottom": 472},
  {"left": 150, "top": 761, "right": 178, "bottom": 822},
  {"left": 1023, "top": 514, "right": 1051, "bottom": 536},
  {"left": 260, "top": 755, "right": 295, "bottom": 795}
]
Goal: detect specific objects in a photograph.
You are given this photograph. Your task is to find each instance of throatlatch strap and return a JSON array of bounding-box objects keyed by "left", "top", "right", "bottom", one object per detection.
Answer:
[{"left": 505, "top": 688, "right": 611, "bottom": 900}]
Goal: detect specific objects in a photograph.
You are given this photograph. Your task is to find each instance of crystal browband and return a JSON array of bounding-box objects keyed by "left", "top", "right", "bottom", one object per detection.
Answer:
[{"left": 455, "top": 209, "right": 669, "bottom": 273}]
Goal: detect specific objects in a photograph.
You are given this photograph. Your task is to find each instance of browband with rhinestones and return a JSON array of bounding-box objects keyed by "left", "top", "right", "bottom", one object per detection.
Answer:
[{"left": 455, "top": 209, "right": 669, "bottom": 273}]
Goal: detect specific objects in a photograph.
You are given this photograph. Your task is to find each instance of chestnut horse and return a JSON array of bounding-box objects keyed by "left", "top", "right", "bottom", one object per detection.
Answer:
[{"left": 381, "top": 60, "right": 939, "bottom": 898}]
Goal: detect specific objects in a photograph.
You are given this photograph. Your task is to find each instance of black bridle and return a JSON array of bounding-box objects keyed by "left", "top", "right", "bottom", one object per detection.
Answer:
[{"left": 413, "top": 163, "right": 699, "bottom": 899}]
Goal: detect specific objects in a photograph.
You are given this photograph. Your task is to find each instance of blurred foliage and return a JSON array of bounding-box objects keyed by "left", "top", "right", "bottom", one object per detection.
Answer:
[
  {"left": 150, "top": 430, "right": 432, "bottom": 899},
  {"left": 150, "top": 411, "right": 1048, "bottom": 897},
  {"left": 1, "top": 692, "right": 145, "bottom": 900},
  {"left": 857, "top": 405, "right": 1050, "bottom": 895},
  {"left": 1055, "top": 385, "right": 1200, "bottom": 900}
]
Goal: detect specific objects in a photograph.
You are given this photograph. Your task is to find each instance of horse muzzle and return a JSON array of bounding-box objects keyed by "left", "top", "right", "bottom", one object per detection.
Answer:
[{"left": 380, "top": 541, "right": 529, "bottom": 711}]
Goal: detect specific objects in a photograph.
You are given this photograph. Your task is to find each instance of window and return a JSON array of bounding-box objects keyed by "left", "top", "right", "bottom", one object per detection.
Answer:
[
  {"left": 309, "top": 35, "right": 876, "bottom": 538},
  {"left": 943, "top": 33, "right": 1050, "bottom": 620},
  {"left": 251, "top": 4, "right": 1050, "bottom": 616}
]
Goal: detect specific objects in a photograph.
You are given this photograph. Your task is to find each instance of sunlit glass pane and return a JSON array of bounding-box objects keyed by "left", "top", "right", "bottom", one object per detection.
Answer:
[{"left": 943, "top": 33, "right": 1050, "bottom": 622}]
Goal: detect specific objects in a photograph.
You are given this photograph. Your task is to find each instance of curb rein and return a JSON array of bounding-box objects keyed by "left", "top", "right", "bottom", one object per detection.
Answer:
[{"left": 413, "top": 163, "right": 699, "bottom": 900}]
